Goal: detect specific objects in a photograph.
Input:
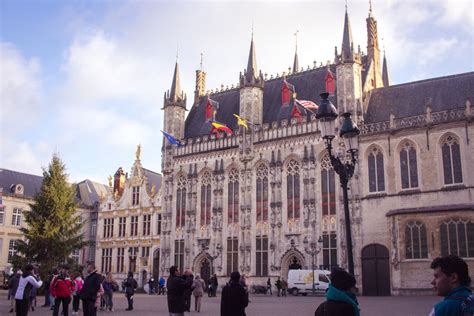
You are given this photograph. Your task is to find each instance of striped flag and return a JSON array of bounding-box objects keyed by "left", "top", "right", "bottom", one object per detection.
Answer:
[
  {"left": 211, "top": 121, "right": 233, "bottom": 135},
  {"left": 295, "top": 99, "right": 319, "bottom": 110}
]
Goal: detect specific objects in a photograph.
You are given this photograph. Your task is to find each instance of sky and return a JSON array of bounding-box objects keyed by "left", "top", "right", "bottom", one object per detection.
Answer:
[{"left": 1, "top": 0, "right": 473, "bottom": 184}]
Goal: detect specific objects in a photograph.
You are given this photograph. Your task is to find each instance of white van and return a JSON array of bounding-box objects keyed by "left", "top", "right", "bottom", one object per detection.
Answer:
[{"left": 287, "top": 269, "right": 331, "bottom": 296}]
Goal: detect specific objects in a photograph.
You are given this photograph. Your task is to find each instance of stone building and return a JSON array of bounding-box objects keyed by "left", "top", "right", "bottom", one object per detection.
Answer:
[
  {"left": 159, "top": 6, "right": 473, "bottom": 295},
  {"left": 0, "top": 168, "right": 108, "bottom": 274},
  {"left": 95, "top": 147, "right": 162, "bottom": 287}
]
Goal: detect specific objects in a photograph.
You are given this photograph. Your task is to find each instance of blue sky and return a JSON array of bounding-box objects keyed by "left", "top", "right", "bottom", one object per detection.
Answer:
[{"left": 1, "top": 0, "right": 473, "bottom": 184}]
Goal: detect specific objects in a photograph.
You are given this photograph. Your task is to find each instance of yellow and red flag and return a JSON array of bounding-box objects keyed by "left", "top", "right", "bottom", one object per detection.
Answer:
[{"left": 211, "top": 121, "right": 233, "bottom": 135}]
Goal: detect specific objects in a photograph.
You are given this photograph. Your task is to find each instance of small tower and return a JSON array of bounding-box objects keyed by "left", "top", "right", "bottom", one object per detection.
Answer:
[
  {"left": 382, "top": 50, "right": 390, "bottom": 87},
  {"left": 366, "top": 0, "right": 383, "bottom": 88},
  {"left": 293, "top": 31, "right": 299, "bottom": 74},
  {"left": 336, "top": 6, "right": 363, "bottom": 119},
  {"left": 239, "top": 32, "right": 264, "bottom": 126},
  {"left": 163, "top": 59, "right": 187, "bottom": 140},
  {"left": 194, "top": 53, "right": 206, "bottom": 107}
]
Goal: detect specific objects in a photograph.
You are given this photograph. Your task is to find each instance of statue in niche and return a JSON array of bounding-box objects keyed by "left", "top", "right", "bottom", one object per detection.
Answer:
[{"left": 289, "top": 257, "right": 302, "bottom": 270}]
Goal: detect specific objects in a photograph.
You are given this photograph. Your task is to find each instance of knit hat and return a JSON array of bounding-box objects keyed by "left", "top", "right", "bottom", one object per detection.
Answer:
[
  {"left": 330, "top": 267, "right": 356, "bottom": 291},
  {"left": 230, "top": 271, "right": 241, "bottom": 281}
]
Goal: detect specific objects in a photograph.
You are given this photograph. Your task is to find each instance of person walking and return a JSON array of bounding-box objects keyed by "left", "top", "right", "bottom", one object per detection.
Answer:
[
  {"left": 147, "top": 277, "right": 155, "bottom": 295},
  {"left": 41, "top": 270, "right": 50, "bottom": 308},
  {"left": 80, "top": 264, "right": 102, "bottom": 316},
  {"left": 71, "top": 272, "right": 83, "bottom": 315},
  {"left": 123, "top": 272, "right": 137, "bottom": 311},
  {"left": 281, "top": 278, "right": 288, "bottom": 297},
  {"left": 14, "top": 264, "right": 43, "bottom": 316},
  {"left": 429, "top": 255, "right": 472, "bottom": 316},
  {"left": 210, "top": 274, "right": 218, "bottom": 297},
  {"left": 220, "top": 271, "right": 249, "bottom": 316},
  {"left": 314, "top": 267, "right": 360, "bottom": 316},
  {"left": 28, "top": 285, "right": 37, "bottom": 312},
  {"left": 166, "top": 266, "right": 193, "bottom": 316},
  {"left": 192, "top": 275, "right": 205, "bottom": 312},
  {"left": 50, "top": 264, "right": 75, "bottom": 316},
  {"left": 266, "top": 278, "right": 272, "bottom": 295},
  {"left": 158, "top": 276, "right": 166, "bottom": 295},
  {"left": 184, "top": 273, "right": 194, "bottom": 312},
  {"left": 275, "top": 277, "right": 282, "bottom": 297},
  {"left": 8, "top": 269, "right": 21, "bottom": 313},
  {"left": 102, "top": 272, "right": 117, "bottom": 312}
]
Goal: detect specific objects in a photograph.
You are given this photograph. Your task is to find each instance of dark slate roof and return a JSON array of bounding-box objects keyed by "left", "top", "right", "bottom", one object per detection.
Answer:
[
  {"left": 76, "top": 179, "right": 110, "bottom": 208},
  {"left": 365, "top": 72, "right": 474, "bottom": 123},
  {"left": 0, "top": 168, "right": 43, "bottom": 198},
  {"left": 143, "top": 168, "right": 162, "bottom": 194},
  {"left": 185, "top": 65, "right": 337, "bottom": 138}
]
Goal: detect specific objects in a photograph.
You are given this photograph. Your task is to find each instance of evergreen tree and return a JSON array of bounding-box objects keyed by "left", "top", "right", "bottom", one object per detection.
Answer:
[{"left": 13, "top": 154, "right": 85, "bottom": 279}]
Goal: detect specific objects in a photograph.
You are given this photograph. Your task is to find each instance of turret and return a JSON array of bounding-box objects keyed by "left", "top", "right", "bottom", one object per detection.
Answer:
[
  {"left": 366, "top": 0, "right": 383, "bottom": 88},
  {"left": 194, "top": 54, "right": 206, "bottom": 107},
  {"left": 382, "top": 51, "right": 390, "bottom": 87},
  {"left": 163, "top": 60, "right": 187, "bottom": 140}
]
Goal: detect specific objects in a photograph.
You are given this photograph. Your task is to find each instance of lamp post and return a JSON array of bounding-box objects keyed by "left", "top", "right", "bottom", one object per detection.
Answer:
[
  {"left": 305, "top": 236, "right": 323, "bottom": 296},
  {"left": 316, "top": 92, "right": 360, "bottom": 276}
]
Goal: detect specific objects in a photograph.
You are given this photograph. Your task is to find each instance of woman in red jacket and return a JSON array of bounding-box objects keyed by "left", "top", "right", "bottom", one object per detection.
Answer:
[{"left": 50, "top": 265, "right": 75, "bottom": 316}]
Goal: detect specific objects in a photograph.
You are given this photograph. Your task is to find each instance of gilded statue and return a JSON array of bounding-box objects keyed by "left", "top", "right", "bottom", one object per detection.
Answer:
[{"left": 136, "top": 143, "right": 141, "bottom": 160}]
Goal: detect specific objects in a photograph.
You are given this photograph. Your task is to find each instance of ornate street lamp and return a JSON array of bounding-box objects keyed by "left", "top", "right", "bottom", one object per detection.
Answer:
[
  {"left": 316, "top": 93, "right": 360, "bottom": 276},
  {"left": 304, "top": 236, "right": 323, "bottom": 296}
]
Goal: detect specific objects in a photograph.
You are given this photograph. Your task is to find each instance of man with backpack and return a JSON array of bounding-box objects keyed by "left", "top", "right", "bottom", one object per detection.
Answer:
[
  {"left": 123, "top": 272, "right": 137, "bottom": 311},
  {"left": 50, "top": 264, "right": 75, "bottom": 316},
  {"left": 429, "top": 255, "right": 472, "bottom": 316},
  {"left": 80, "top": 264, "right": 102, "bottom": 316}
]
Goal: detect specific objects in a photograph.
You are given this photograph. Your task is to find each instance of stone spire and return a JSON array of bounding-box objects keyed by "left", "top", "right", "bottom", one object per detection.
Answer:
[
  {"left": 169, "top": 60, "right": 182, "bottom": 103},
  {"left": 382, "top": 51, "right": 390, "bottom": 87},
  {"left": 366, "top": 0, "right": 381, "bottom": 82},
  {"left": 240, "top": 32, "right": 264, "bottom": 87},
  {"left": 341, "top": 7, "right": 355, "bottom": 62},
  {"left": 194, "top": 53, "right": 206, "bottom": 107},
  {"left": 293, "top": 31, "right": 299, "bottom": 74}
]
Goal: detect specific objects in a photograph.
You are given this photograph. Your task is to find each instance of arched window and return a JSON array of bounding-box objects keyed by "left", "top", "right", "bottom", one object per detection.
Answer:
[
  {"left": 440, "top": 219, "right": 474, "bottom": 258},
  {"left": 287, "top": 159, "right": 300, "bottom": 220},
  {"left": 368, "top": 147, "right": 385, "bottom": 192},
  {"left": 256, "top": 164, "right": 269, "bottom": 222},
  {"left": 441, "top": 135, "right": 463, "bottom": 185},
  {"left": 400, "top": 142, "right": 418, "bottom": 189},
  {"left": 200, "top": 172, "right": 212, "bottom": 226},
  {"left": 321, "top": 155, "right": 336, "bottom": 216},
  {"left": 405, "top": 221, "right": 428, "bottom": 259},
  {"left": 228, "top": 169, "right": 239, "bottom": 224},
  {"left": 176, "top": 175, "right": 187, "bottom": 228}
]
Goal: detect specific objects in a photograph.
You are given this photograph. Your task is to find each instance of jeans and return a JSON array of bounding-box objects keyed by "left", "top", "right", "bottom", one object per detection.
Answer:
[
  {"left": 72, "top": 295, "right": 80, "bottom": 312},
  {"left": 104, "top": 290, "right": 113, "bottom": 310},
  {"left": 53, "top": 297, "right": 71, "bottom": 316},
  {"left": 16, "top": 298, "right": 30, "bottom": 316},
  {"left": 44, "top": 288, "right": 51, "bottom": 306},
  {"left": 126, "top": 293, "right": 133, "bottom": 310},
  {"left": 82, "top": 299, "right": 96, "bottom": 316}
]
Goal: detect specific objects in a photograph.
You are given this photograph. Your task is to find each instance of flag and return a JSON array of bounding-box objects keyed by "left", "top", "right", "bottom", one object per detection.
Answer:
[
  {"left": 233, "top": 114, "right": 248, "bottom": 129},
  {"left": 211, "top": 121, "right": 233, "bottom": 135},
  {"left": 161, "top": 130, "right": 182, "bottom": 146},
  {"left": 291, "top": 103, "right": 303, "bottom": 122},
  {"left": 325, "top": 68, "right": 335, "bottom": 94},
  {"left": 281, "top": 79, "right": 295, "bottom": 107},
  {"left": 295, "top": 99, "right": 319, "bottom": 110},
  {"left": 205, "top": 97, "right": 219, "bottom": 120}
]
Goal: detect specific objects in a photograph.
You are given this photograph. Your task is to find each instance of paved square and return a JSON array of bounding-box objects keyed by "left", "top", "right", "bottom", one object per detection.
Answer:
[{"left": 0, "top": 290, "right": 439, "bottom": 316}]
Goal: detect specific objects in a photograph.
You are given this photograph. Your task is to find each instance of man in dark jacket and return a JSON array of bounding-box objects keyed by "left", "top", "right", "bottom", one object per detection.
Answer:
[
  {"left": 314, "top": 267, "right": 360, "bottom": 316},
  {"left": 220, "top": 271, "right": 249, "bottom": 316},
  {"left": 80, "top": 264, "right": 101, "bottom": 316},
  {"left": 166, "top": 266, "right": 193, "bottom": 316},
  {"left": 124, "top": 272, "right": 137, "bottom": 311},
  {"left": 9, "top": 270, "right": 22, "bottom": 313}
]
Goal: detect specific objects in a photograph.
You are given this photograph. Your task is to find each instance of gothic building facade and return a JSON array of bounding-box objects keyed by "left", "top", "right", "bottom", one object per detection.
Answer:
[{"left": 159, "top": 7, "right": 473, "bottom": 295}]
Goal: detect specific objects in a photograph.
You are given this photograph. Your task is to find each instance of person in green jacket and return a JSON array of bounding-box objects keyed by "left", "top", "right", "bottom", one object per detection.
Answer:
[{"left": 429, "top": 255, "right": 472, "bottom": 316}]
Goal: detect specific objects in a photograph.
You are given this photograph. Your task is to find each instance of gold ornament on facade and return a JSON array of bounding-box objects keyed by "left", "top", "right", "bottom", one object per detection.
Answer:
[
  {"left": 136, "top": 143, "right": 141, "bottom": 160},
  {"left": 108, "top": 175, "right": 113, "bottom": 188},
  {"left": 150, "top": 184, "right": 156, "bottom": 197}
]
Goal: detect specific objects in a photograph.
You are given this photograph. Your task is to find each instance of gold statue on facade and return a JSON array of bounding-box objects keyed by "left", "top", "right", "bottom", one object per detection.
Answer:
[{"left": 136, "top": 144, "right": 141, "bottom": 160}]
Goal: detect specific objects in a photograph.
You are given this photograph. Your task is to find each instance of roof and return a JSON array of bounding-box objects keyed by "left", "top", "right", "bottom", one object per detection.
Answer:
[
  {"left": 142, "top": 168, "right": 162, "bottom": 194},
  {"left": 386, "top": 203, "right": 474, "bottom": 217},
  {"left": 0, "top": 168, "right": 43, "bottom": 198},
  {"left": 76, "top": 179, "right": 110, "bottom": 208},
  {"left": 184, "top": 65, "right": 338, "bottom": 138},
  {"left": 365, "top": 72, "right": 474, "bottom": 123}
]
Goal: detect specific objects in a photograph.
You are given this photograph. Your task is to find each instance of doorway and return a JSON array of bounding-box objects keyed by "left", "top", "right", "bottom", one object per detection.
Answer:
[{"left": 361, "top": 244, "right": 391, "bottom": 296}]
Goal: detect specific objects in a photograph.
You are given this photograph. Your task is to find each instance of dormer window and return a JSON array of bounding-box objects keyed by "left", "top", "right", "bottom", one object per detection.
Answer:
[{"left": 132, "top": 186, "right": 140, "bottom": 205}]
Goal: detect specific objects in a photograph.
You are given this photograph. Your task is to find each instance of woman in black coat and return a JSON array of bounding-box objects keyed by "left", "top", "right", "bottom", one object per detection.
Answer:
[
  {"left": 166, "top": 266, "right": 193, "bottom": 314},
  {"left": 221, "top": 272, "right": 249, "bottom": 316}
]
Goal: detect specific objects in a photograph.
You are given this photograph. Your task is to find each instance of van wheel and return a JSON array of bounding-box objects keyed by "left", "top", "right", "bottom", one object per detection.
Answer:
[
  {"left": 302, "top": 293, "right": 308, "bottom": 296},
  {"left": 291, "top": 288, "right": 299, "bottom": 296}
]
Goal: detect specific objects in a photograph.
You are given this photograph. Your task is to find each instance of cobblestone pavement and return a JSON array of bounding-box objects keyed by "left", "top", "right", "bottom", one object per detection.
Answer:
[{"left": 0, "top": 290, "right": 439, "bottom": 316}]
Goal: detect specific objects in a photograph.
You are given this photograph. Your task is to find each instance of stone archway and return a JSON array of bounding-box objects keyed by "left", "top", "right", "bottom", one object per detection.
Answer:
[
  {"left": 280, "top": 249, "right": 305, "bottom": 280},
  {"left": 193, "top": 252, "right": 214, "bottom": 291},
  {"left": 361, "top": 244, "right": 391, "bottom": 296}
]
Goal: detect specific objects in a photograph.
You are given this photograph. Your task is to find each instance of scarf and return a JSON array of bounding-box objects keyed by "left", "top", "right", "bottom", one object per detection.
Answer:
[{"left": 325, "top": 284, "right": 360, "bottom": 316}]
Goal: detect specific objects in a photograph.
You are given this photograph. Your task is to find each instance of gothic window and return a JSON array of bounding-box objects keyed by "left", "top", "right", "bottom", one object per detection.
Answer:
[
  {"left": 287, "top": 159, "right": 300, "bottom": 220},
  {"left": 228, "top": 169, "right": 239, "bottom": 224},
  {"left": 440, "top": 219, "right": 474, "bottom": 258},
  {"left": 256, "top": 164, "right": 269, "bottom": 222},
  {"left": 322, "top": 232, "right": 337, "bottom": 269},
  {"left": 400, "top": 142, "right": 419, "bottom": 189},
  {"left": 441, "top": 135, "right": 463, "bottom": 185},
  {"left": 132, "top": 186, "right": 140, "bottom": 205},
  {"left": 321, "top": 155, "right": 336, "bottom": 216},
  {"left": 368, "top": 147, "right": 385, "bottom": 192},
  {"left": 201, "top": 172, "right": 212, "bottom": 226},
  {"left": 405, "top": 221, "right": 428, "bottom": 259},
  {"left": 226, "top": 237, "right": 239, "bottom": 276},
  {"left": 174, "top": 239, "right": 185, "bottom": 273},
  {"left": 176, "top": 175, "right": 187, "bottom": 228},
  {"left": 256, "top": 235, "right": 268, "bottom": 276},
  {"left": 156, "top": 213, "right": 162, "bottom": 235}
]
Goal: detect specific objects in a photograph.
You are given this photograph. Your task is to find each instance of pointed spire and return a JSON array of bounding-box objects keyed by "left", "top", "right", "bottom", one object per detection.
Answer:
[
  {"left": 246, "top": 33, "right": 258, "bottom": 82},
  {"left": 382, "top": 50, "right": 390, "bottom": 87},
  {"left": 341, "top": 6, "right": 355, "bottom": 62},
  {"left": 293, "top": 31, "right": 299, "bottom": 74},
  {"left": 170, "top": 59, "right": 182, "bottom": 102}
]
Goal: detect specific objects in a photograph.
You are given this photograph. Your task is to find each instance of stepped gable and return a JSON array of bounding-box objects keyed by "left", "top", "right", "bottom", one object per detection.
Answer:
[
  {"left": 184, "top": 65, "right": 337, "bottom": 139},
  {"left": 365, "top": 72, "right": 474, "bottom": 124}
]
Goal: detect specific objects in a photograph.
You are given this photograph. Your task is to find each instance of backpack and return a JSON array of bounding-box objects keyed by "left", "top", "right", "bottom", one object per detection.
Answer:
[{"left": 451, "top": 294, "right": 474, "bottom": 316}]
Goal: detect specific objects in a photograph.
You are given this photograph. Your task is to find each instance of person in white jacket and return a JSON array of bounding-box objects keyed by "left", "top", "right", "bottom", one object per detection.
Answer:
[{"left": 14, "top": 264, "right": 43, "bottom": 316}]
